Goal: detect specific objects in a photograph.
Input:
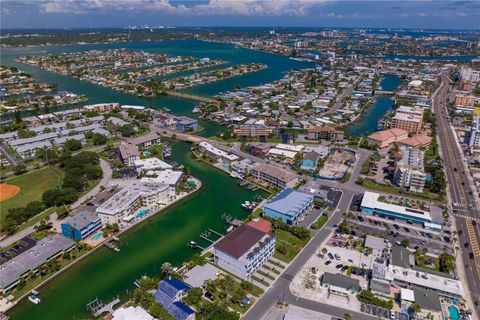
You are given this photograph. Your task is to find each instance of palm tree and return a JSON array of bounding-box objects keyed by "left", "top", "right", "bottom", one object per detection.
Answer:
[{"left": 161, "top": 262, "right": 173, "bottom": 279}]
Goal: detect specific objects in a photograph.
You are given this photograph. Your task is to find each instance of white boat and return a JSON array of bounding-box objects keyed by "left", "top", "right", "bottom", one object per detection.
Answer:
[
  {"left": 28, "top": 290, "right": 41, "bottom": 304},
  {"left": 192, "top": 107, "right": 200, "bottom": 113}
]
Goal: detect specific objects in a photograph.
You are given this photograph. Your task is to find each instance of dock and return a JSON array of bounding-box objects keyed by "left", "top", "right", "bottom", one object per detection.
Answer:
[
  {"left": 208, "top": 228, "right": 223, "bottom": 237},
  {"left": 86, "top": 296, "right": 121, "bottom": 317},
  {"left": 199, "top": 235, "right": 215, "bottom": 243},
  {"left": 104, "top": 239, "right": 120, "bottom": 252}
]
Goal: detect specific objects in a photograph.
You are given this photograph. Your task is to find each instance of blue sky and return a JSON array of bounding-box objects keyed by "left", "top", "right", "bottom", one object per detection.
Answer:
[{"left": 1, "top": 0, "right": 479, "bottom": 29}]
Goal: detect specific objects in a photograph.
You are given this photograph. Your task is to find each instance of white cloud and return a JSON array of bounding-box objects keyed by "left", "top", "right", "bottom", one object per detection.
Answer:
[{"left": 34, "top": 0, "right": 328, "bottom": 16}]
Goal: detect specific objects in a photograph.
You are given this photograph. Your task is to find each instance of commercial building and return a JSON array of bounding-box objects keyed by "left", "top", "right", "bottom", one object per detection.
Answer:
[
  {"left": 249, "top": 143, "right": 271, "bottom": 157},
  {"left": 307, "top": 126, "right": 344, "bottom": 142},
  {"left": 198, "top": 141, "right": 239, "bottom": 164},
  {"left": 250, "top": 163, "right": 298, "bottom": 189},
  {"left": 214, "top": 221, "right": 275, "bottom": 279},
  {"left": 176, "top": 116, "right": 198, "bottom": 133},
  {"left": 263, "top": 188, "right": 313, "bottom": 225},
  {"left": 391, "top": 113, "right": 423, "bottom": 134},
  {"left": 118, "top": 143, "right": 140, "bottom": 166},
  {"left": 233, "top": 124, "right": 273, "bottom": 138},
  {"left": 320, "top": 272, "right": 360, "bottom": 295},
  {"left": 0, "top": 235, "right": 75, "bottom": 293},
  {"left": 96, "top": 182, "right": 172, "bottom": 224},
  {"left": 360, "top": 191, "right": 442, "bottom": 230},
  {"left": 367, "top": 128, "right": 409, "bottom": 148},
  {"left": 395, "top": 106, "right": 424, "bottom": 118},
  {"left": 267, "top": 148, "right": 297, "bottom": 162},
  {"left": 61, "top": 211, "right": 102, "bottom": 241},
  {"left": 154, "top": 279, "right": 195, "bottom": 320}
]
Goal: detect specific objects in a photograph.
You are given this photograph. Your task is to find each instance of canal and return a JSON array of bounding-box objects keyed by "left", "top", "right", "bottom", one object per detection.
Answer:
[
  {"left": 345, "top": 73, "right": 402, "bottom": 136},
  {"left": 9, "top": 142, "right": 267, "bottom": 319}
]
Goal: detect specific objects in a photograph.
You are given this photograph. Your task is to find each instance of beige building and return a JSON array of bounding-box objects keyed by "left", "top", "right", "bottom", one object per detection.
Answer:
[
  {"left": 367, "top": 128, "right": 409, "bottom": 148},
  {"left": 250, "top": 163, "right": 298, "bottom": 189},
  {"left": 391, "top": 113, "right": 423, "bottom": 134}
]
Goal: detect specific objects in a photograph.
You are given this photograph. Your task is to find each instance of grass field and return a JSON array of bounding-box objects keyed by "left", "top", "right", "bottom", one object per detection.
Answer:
[
  {"left": 0, "top": 167, "right": 64, "bottom": 220},
  {"left": 274, "top": 229, "right": 309, "bottom": 263}
]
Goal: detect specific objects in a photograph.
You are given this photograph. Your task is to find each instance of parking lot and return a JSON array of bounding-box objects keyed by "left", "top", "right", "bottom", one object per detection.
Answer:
[
  {"left": 361, "top": 303, "right": 394, "bottom": 319},
  {"left": 0, "top": 236, "right": 37, "bottom": 264}
]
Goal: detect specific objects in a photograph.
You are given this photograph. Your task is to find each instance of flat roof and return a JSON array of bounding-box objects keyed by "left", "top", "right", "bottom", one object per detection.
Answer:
[
  {"left": 199, "top": 142, "right": 239, "bottom": 161},
  {"left": 401, "top": 288, "right": 415, "bottom": 302},
  {"left": 63, "top": 211, "right": 100, "bottom": 231},
  {"left": 268, "top": 148, "right": 297, "bottom": 159},
  {"left": 140, "top": 170, "right": 183, "bottom": 186},
  {"left": 321, "top": 272, "right": 360, "bottom": 291},
  {"left": 365, "top": 235, "right": 386, "bottom": 251},
  {"left": 252, "top": 163, "right": 297, "bottom": 183},
  {"left": 264, "top": 188, "right": 313, "bottom": 217},
  {"left": 275, "top": 143, "right": 304, "bottom": 152},
  {"left": 214, "top": 224, "right": 268, "bottom": 259},
  {"left": 412, "top": 286, "right": 441, "bottom": 312},
  {"left": 134, "top": 157, "right": 173, "bottom": 171},
  {"left": 0, "top": 235, "right": 75, "bottom": 289},
  {"left": 361, "top": 191, "right": 433, "bottom": 223},
  {"left": 184, "top": 264, "right": 219, "bottom": 288}
]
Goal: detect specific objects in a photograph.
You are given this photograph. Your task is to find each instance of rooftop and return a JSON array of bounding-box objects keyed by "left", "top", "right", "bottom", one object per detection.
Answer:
[
  {"left": 321, "top": 272, "right": 360, "bottom": 291},
  {"left": 214, "top": 224, "right": 268, "bottom": 259},
  {"left": 364, "top": 235, "right": 386, "bottom": 252},
  {"left": 252, "top": 163, "right": 298, "bottom": 183},
  {"left": 264, "top": 188, "right": 313, "bottom": 217},
  {"left": 62, "top": 211, "right": 100, "bottom": 231},
  {"left": 119, "top": 142, "right": 140, "bottom": 158},
  {"left": 0, "top": 235, "right": 75, "bottom": 289},
  {"left": 368, "top": 128, "right": 409, "bottom": 142}
]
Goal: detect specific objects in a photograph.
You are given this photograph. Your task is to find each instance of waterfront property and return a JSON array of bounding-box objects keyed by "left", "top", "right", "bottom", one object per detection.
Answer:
[
  {"left": 118, "top": 143, "right": 140, "bottom": 167},
  {"left": 134, "top": 157, "right": 173, "bottom": 174},
  {"left": 360, "top": 191, "right": 442, "bottom": 230},
  {"left": 367, "top": 128, "right": 409, "bottom": 149},
  {"left": 307, "top": 126, "right": 344, "bottom": 142},
  {"left": 96, "top": 182, "right": 173, "bottom": 224},
  {"left": 214, "top": 220, "right": 275, "bottom": 280},
  {"left": 61, "top": 211, "right": 103, "bottom": 241},
  {"left": 176, "top": 116, "right": 198, "bottom": 133},
  {"left": 153, "top": 279, "right": 195, "bottom": 320},
  {"left": 250, "top": 163, "right": 298, "bottom": 189},
  {"left": 0, "top": 235, "right": 75, "bottom": 294},
  {"left": 233, "top": 124, "right": 273, "bottom": 139},
  {"left": 127, "top": 132, "right": 161, "bottom": 148},
  {"left": 198, "top": 141, "right": 239, "bottom": 164},
  {"left": 112, "top": 306, "right": 154, "bottom": 320},
  {"left": 263, "top": 188, "right": 313, "bottom": 225}
]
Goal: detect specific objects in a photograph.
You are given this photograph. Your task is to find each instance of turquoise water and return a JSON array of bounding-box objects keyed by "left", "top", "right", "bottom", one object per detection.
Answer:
[
  {"left": 91, "top": 232, "right": 103, "bottom": 241},
  {"left": 448, "top": 306, "right": 460, "bottom": 320},
  {"left": 0, "top": 39, "right": 314, "bottom": 137},
  {"left": 345, "top": 73, "right": 402, "bottom": 136},
  {"left": 220, "top": 164, "right": 229, "bottom": 170},
  {"left": 143, "top": 151, "right": 151, "bottom": 157},
  {"left": 136, "top": 209, "right": 150, "bottom": 219}
]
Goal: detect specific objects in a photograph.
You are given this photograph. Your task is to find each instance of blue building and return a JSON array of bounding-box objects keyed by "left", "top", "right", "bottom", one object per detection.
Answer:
[
  {"left": 176, "top": 116, "right": 198, "bottom": 133},
  {"left": 154, "top": 279, "right": 195, "bottom": 320},
  {"left": 263, "top": 188, "right": 314, "bottom": 225},
  {"left": 61, "top": 211, "right": 102, "bottom": 241}
]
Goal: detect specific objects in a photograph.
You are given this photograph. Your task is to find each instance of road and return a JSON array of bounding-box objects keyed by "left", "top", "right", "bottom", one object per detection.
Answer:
[
  {"left": 0, "top": 158, "right": 113, "bottom": 248},
  {"left": 0, "top": 142, "right": 23, "bottom": 167},
  {"left": 244, "top": 189, "right": 377, "bottom": 320},
  {"left": 433, "top": 74, "right": 480, "bottom": 316},
  {"left": 323, "top": 78, "right": 362, "bottom": 115}
]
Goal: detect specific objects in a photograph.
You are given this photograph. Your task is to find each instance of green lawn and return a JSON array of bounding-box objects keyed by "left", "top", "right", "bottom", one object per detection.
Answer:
[
  {"left": 311, "top": 214, "right": 329, "bottom": 230},
  {"left": 274, "top": 229, "right": 309, "bottom": 263},
  {"left": 1, "top": 167, "right": 64, "bottom": 220}
]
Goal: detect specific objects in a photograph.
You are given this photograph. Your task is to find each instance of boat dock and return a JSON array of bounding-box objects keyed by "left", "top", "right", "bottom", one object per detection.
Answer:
[
  {"left": 86, "top": 296, "right": 121, "bottom": 317},
  {"left": 208, "top": 228, "right": 223, "bottom": 237},
  {"left": 104, "top": 238, "right": 120, "bottom": 252}
]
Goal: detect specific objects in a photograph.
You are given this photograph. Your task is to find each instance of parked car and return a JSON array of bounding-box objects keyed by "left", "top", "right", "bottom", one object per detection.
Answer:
[
  {"left": 334, "top": 254, "right": 341, "bottom": 260},
  {"left": 325, "top": 260, "right": 332, "bottom": 265},
  {"left": 335, "top": 264, "right": 343, "bottom": 269},
  {"left": 328, "top": 253, "right": 334, "bottom": 260}
]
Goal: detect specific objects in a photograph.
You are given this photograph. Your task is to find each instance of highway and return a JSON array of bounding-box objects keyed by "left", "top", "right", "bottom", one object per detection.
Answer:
[{"left": 433, "top": 74, "right": 480, "bottom": 317}]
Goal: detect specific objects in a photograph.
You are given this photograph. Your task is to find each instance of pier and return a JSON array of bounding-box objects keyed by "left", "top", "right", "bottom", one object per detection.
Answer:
[
  {"left": 86, "top": 296, "right": 120, "bottom": 317},
  {"left": 104, "top": 238, "right": 120, "bottom": 252},
  {"left": 208, "top": 228, "right": 224, "bottom": 237}
]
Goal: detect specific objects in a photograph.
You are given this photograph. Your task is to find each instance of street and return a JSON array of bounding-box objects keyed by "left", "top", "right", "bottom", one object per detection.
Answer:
[{"left": 433, "top": 74, "right": 480, "bottom": 316}]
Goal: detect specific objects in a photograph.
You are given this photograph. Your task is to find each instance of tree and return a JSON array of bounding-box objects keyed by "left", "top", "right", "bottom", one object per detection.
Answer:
[
  {"left": 410, "top": 303, "right": 421, "bottom": 314},
  {"left": 439, "top": 252, "right": 456, "bottom": 273},
  {"left": 276, "top": 243, "right": 287, "bottom": 255},
  {"left": 13, "top": 164, "right": 27, "bottom": 175},
  {"left": 161, "top": 262, "right": 173, "bottom": 279},
  {"left": 184, "top": 287, "right": 202, "bottom": 305},
  {"left": 92, "top": 133, "right": 107, "bottom": 145},
  {"left": 63, "top": 139, "right": 82, "bottom": 152},
  {"left": 322, "top": 247, "right": 328, "bottom": 255},
  {"left": 401, "top": 239, "right": 410, "bottom": 248},
  {"left": 120, "top": 124, "right": 136, "bottom": 137},
  {"left": 344, "top": 313, "right": 352, "bottom": 320},
  {"left": 221, "top": 275, "right": 236, "bottom": 292}
]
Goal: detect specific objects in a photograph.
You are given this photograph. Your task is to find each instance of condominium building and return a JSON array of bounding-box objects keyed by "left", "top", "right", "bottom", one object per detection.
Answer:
[
  {"left": 127, "top": 132, "right": 161, "bottom": 148},
  {"left": 250, "top": 163, "right": 298, "bottom": 189},
  {"left": 263, "top": 188, "right": 313, "bottom": 225},
  {"left": 214, "top": 221, "right": 276, "bottom": 279},
  {"left": 394, "top": 146, "right": 426, "bottom": 192},
  {"left": 468, "top": 117, "right": 480, "bottom": 150},
  {"left": 233, "top": 124, "right": 273, "bottom": 138},
  {"left": 119, "top": 143, "right": 140, "bottom": 166},
  {"left": 61, "top": 211, "right": 102, "bottom": 241},
  {"left": 198, "top": 141, "right": 239, "bottom": 164},
  {"left": 367, "top": 128, "right": 409, "bottom": 148},
  {"left": 96, "top": 182, "right": 172, "bottom": 224},
  {"left": 391, "top": 113, "right": 423, "bottom": 134},
  {"left": 307, "top": 126, "right": 344, "bottom": 142}
]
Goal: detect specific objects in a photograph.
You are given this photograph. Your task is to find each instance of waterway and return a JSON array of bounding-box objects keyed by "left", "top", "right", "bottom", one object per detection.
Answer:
[
  {"left": 345, "top": 73, "right": 402, "bottom": 137},
  {"left": 9, "top": 142, "right": 267, "bottom": 320},
  {"left": 0, "top": 39, "right": 314, "bottom": 137}
]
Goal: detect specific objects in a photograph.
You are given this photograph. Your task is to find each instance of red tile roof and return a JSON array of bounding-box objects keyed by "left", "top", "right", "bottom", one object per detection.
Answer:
[{"left": 247, "top": 218, "right": 272, "bottom": 233}]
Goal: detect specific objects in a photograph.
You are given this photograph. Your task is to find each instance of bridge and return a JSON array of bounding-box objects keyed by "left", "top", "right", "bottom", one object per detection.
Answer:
[
  {"left": 164, "top": 91, "right": 214, "bottom": 103},
  {"left": 375, "top": 90, "right": 396, "bottom": 95}
]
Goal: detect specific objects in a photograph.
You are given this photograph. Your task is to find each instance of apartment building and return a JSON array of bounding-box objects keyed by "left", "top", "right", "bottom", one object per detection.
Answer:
[{"left": 250, "top": 163, "right": 298, "bottom": 189}]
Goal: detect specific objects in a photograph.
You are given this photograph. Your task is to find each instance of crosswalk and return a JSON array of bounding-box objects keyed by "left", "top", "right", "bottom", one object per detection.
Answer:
[
  {"left": 454, "top": 214, "right": 480, "bottom": 223},
  {"left": 466, "top": 220, "right": 480, "bottom": 257}
]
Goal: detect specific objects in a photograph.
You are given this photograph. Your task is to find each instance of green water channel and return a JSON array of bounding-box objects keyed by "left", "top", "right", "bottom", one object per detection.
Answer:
[{"left": 9, "top": 142, "right": 267, "bottom": 319}]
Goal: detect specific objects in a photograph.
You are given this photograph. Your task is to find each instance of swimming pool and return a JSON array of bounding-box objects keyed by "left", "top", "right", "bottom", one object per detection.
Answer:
[
  {"left": 136, "top": 209, "right": 150, "bottom": 219},
  {"left": 220, "top": 164, "right": 229, "bottom": 170},
  {"left": 91, "top": 232, "right": 103, "bottom": 241},
  {"left": 448, "top": 306, "right": 460, "bottom": 320},
  {"left": 143, "top": 151, "right": 151, "bottom": 157}
]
